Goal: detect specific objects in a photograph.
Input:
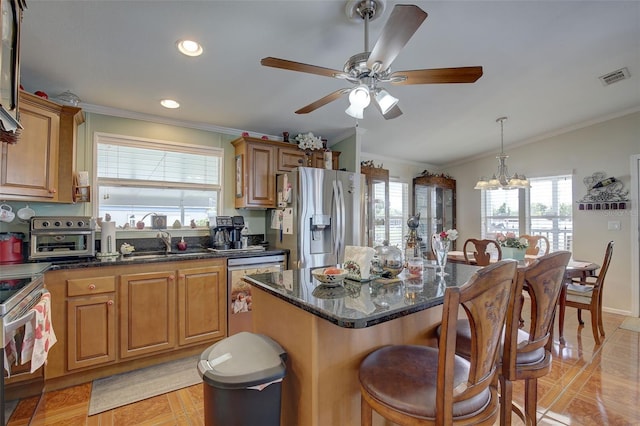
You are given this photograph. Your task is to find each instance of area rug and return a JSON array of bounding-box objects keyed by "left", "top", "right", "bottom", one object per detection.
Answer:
[
  {"left": 620, "top": 316, "right": 640, "bottom": 332},
  {"left": 88, "top": 355, "right": 201, "bottom": 415}
]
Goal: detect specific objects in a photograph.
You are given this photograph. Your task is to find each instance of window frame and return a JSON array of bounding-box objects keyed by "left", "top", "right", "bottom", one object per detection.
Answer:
[{"left": 93, "top": 132, "right": 223, "bottom": 228}]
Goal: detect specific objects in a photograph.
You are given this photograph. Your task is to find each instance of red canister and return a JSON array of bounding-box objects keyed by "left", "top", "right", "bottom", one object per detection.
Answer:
[{"left": 0, "top": 232, "right": 25, "bottom": 264}]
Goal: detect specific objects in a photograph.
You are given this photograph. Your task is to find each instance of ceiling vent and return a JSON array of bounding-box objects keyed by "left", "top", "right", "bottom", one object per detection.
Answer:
[{"left": 599, "top": 67, "right": 631, "bottom": 86}]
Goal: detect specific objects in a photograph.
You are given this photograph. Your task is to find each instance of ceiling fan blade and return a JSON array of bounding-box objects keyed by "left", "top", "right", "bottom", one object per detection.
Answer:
[
  {"left": 261, "top": 57, "right": 345, "bottom": 79},
  {"left": 390, "top": 67, "right": 484, "bottom": 85},
  {"left": 295, "top": 89, "right": 350, "bottom": 114},
  {"left": 366, "top": 5, "right": 427, "bottom": 72}
]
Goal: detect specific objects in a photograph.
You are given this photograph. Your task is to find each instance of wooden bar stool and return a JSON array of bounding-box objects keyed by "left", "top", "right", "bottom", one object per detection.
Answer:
[{"left": 359, "top": 260, "right": 518, "bottom": 425}]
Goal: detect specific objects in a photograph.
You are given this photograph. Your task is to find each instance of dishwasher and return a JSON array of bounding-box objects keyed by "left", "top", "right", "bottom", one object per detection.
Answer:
[{"left": 227, "top": 254, "right": 286, "bottom": 335}]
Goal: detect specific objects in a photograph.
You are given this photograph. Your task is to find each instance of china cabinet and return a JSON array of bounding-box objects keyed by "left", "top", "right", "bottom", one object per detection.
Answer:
[
  {"left": 413, "top": 173, "right": 456, "bottom": 256},
  {"left": 361, "top": 165, "right": 389, "bottom": 247}
]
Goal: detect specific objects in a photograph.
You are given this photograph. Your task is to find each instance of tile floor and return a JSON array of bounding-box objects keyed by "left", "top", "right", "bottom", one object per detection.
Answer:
[{"left": 6, "top": 308, "right": 639, "bottom": 425}]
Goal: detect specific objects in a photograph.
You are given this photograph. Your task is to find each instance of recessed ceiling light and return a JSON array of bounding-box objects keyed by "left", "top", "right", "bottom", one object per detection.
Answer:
[
  {"left": 176, "top": 39, "right": 203, "bottom": 57},
  {"left": 160, "top": 99, "right": 180, "bottom": 109}
]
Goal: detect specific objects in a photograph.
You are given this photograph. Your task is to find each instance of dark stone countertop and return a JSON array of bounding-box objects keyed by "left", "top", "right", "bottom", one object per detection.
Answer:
[
  {"left": 43, "top": 248, "right": 288, "bottom": 270},
  {"left": 242, "top": 262, "right": 481, "bottom": 329}
]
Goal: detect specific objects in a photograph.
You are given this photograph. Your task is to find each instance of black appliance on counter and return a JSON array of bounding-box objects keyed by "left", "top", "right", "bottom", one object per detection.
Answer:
[{"left": 210, "top": 216, "right": 245, "bottom": 250}]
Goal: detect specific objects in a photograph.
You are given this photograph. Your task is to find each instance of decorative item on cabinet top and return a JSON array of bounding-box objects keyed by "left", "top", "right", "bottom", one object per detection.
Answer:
[{"left": 577, "top": 172, "right": 629, "bottom": 210}]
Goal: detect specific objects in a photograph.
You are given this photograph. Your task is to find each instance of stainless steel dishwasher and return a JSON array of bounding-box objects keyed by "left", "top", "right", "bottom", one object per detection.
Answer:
[{"left": 227, "top": 254, "right": 286, "bottom": 335}]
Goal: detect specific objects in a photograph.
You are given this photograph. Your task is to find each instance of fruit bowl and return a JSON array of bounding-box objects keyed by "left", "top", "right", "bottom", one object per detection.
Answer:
[{"left": 311, "top": 267, "right": 348, "bottom": 284}]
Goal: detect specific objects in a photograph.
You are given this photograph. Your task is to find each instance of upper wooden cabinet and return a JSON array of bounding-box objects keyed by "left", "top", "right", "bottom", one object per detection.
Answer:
[
  {"left": 413, "top": 173, "right": 457, "bottom": 253},
  {"left": 232, "top": 136, "right": 341, "bottom": 208},
  {"left": 0, "top": 91, "right": 84, "bottom": 202},
  {"left": 361, "top": 165, "right": 390, "bottom": 247}
]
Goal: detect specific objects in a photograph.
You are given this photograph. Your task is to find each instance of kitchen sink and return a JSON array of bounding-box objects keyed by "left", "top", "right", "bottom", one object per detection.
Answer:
[{"left": 120, "top": 250, "right": 209, "bottom": 260}]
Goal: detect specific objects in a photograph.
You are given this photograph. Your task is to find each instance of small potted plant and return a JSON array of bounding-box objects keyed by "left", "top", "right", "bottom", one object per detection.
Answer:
[{"left": 495, "top": 232, "right": 529, "bottom": 260}]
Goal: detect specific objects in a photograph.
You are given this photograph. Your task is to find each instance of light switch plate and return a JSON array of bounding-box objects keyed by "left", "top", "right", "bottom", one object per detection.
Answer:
[{"left": 608, "top": 221, "right": 621, "bottom": 231}]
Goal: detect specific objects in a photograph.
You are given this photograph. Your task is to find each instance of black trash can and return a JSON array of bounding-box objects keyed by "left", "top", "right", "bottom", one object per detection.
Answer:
[{"left": 198, "top": 332, "right": 287, "bottom": 426}]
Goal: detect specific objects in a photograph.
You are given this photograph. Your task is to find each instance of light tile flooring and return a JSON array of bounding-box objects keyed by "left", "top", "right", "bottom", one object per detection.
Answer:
[{"left": 7, "top": 308, "right": 639, "bottom": 425}]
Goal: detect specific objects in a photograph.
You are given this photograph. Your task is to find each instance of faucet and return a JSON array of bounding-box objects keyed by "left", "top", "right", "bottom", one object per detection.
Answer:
[{"left": 157, "top": 231, "right": 172, "bottom": 254}]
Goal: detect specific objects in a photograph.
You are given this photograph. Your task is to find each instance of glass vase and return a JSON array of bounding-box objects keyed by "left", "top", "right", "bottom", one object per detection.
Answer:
[{"left": 433, "top": 239, "right": 450, "bottom": 276}]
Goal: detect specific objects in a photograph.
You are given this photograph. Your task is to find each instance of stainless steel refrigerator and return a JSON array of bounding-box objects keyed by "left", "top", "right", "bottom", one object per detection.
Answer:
[{"left": 266, "top": 167, "right": 366, "bottom": 269}]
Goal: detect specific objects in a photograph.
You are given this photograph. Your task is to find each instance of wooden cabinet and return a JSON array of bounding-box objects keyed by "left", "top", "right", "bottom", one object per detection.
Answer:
[
  {"left": 361, "top": 165, "right": 390, "bottom": 247},
  {"left": 232, "top": 136, "right": 341, "bottom": 208},
  {"left": 119, "top": 269, "right": 177, "bottom": 359},
  {"left": 45, "top": 259, "right": 227, "bottom": 388},
  {"left": 0, "top": 91, "right": 84, "bottom": 202},
  {"left": 177, "top": 264, "right": 226, "bottom": 346},
  {"left": 413, "top": 173, "right": 457, "bottom": 254},
  {"left": 66, "top": 276, "right": 116, "bottom": 370},
  {"left": 233, "top": 137, "right": 276, "bottom": 209}
]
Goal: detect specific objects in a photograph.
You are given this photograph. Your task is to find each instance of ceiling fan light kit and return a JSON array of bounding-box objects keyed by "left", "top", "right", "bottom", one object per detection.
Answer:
[
  {"left": 260, "top": 1, "right": 483, "bottom": 120},
  {"left": 474, "top": 117, "right": 530, "bottom": 191}
]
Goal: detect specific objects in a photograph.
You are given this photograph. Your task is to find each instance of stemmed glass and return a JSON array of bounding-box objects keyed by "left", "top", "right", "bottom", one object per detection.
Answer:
[{"left": 432, "top": 238, "right": 451, "bottom": 277}]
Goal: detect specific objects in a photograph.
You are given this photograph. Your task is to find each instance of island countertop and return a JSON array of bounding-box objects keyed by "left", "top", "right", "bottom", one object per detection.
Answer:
[{"left": 243, "top": 261, "right": 481, "bottom": 329}]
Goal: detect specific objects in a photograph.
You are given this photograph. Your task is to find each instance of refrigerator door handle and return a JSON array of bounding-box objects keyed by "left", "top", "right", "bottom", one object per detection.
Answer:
[{"left": 334, "top": 179, "right": 346, "bottom": 261}]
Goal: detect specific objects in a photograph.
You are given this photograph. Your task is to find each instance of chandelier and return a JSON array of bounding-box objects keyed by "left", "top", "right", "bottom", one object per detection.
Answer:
[{"left": 474, "top": 117, "right": 530, "bottom": 190}]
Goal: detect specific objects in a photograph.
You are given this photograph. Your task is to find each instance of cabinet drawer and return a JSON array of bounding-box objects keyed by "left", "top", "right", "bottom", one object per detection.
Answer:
[{"left": 67, "top": 276, "right": 116, "bottom": 296}]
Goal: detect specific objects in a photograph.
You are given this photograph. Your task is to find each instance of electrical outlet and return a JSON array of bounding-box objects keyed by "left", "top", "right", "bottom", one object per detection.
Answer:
[{"left": 607, "top": 221, "right": 621, "bottom": 231}]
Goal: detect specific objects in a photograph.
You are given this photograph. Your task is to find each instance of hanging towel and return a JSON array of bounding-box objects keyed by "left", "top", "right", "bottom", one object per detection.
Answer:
[
  {"left": 21, "top": 291, "right": 57, "bottom": 373},
  {"left": 3, "top": 332, "right": 17, "bottom": 376}
]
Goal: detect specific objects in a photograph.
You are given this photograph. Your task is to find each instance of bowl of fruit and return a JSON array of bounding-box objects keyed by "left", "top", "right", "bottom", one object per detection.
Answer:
[{"left": 311, "top": 267, "right": 348, "bottom": 284}]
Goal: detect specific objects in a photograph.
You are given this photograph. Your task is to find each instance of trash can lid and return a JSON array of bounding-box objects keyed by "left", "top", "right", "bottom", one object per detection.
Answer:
[{"left": 198, "top": 332, "right": 286, "bottom": 389}]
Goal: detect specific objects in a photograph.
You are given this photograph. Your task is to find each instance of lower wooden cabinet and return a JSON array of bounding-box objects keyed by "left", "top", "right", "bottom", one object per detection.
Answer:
[
  {"left": 119, "top": 269, "right": 177, "bottom": 359},
  {"left": 45, "top": 259, "right": 227, "bottom": 386}
]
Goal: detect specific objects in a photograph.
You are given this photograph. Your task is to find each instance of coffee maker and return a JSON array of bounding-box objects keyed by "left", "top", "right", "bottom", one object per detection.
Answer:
[
  {"left": 210, "top": 215, "right": 245, "bottom": 250},
  {"left": 230, "top": 216, "right": 245, "bottom": 249},
  {"left": 211, "top": 216, "right": 232, "bottom": 250}
]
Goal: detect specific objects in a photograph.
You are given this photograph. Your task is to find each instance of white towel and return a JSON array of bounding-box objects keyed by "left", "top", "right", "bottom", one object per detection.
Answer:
[{"left": 21, "top": 291, "right": 57, "bottom": 373}]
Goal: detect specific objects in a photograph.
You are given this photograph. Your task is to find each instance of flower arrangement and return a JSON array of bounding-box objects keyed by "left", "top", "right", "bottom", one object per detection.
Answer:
[
  {"left": 495, "top": 232, "right": 529, "bottom": 249},
  {"left": 294, "top": 132, "right": 323, "bottom": 151},
  {"left": 437, "top": 229, "right": 459, "bottom": 242}
]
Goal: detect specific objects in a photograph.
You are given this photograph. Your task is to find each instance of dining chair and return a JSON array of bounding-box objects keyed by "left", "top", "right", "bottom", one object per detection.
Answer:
[
  {"left": 359, "top": 260, "right": 518, "bottom": 425},
  {"left": 520, "top": 235, "right": 550, "bottom": 256},
  {"left": 558, "top": 241, "right": 614, "bottom": 345},
  {"left": 436, "top": 251, "right": 570, "bottom": 424},
  {"left": 500, "top": 250, "right": 571, "bottom": 425},
  {"left": 463, "top": 238, "right": 502, "bottom": 266}
]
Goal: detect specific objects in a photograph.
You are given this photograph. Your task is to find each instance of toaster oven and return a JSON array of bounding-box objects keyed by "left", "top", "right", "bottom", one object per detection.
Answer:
[{"left": 29, "top": 216, "right": 95, "bottom": 261}]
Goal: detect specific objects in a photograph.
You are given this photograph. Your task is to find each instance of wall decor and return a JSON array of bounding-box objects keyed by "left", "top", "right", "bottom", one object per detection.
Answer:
[
  {"left": 577, "top": 171, "right": 629, "bottom": 210},
  {"left": 235, "top": 155, "right": 243, "bottom": 198}
]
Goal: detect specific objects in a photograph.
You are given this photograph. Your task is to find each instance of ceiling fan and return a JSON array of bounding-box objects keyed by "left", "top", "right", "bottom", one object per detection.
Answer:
[{"left": 260, "top": 0, "right": 483, "bottom": 120}]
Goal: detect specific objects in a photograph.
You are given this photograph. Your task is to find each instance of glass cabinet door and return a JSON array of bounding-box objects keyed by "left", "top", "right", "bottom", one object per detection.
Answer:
[
  {"left": 413, "top": 174, "right": 456, "bottom": 257},
  {"left": 361, "top": 165, "right": 390, "bottom": 247}
]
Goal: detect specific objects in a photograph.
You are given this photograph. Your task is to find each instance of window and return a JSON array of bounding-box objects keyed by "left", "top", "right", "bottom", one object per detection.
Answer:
[
  {"left": 481, "top": 174, "right": 572, "bottom": 251},
  {"left": 95, "top": 133, "right": 223, "bottom": 228},
  {"left": 388, "top": 180, "right": 409, "bottom": 248}
]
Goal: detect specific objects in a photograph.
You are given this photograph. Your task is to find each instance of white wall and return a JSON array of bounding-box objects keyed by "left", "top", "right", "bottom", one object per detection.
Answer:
[{"left": 447, "top": 111, "right": 639, "bottom": 315}]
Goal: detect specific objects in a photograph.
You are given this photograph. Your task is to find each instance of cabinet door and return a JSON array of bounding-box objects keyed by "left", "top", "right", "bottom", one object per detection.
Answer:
[
  {"left": 277, "top": 146, "right": 306, "bottom": 172},
  {"left": 67, "top": 294, "right": 116, "bottom": 370},
  {"left": 177, "top": 264, "right": 227, "bottom": 346},
  {"left": 0, "top": 95, "right": 60, "bottom": 200},
  {"left": 119, "top": 270, "right": 177, "bottom": 358},
  {"left": 244, "top": 143, "right": 276, "bottom": 208},
  {"left": 413, "top": 176, "right": 457, "bottom": 255}
]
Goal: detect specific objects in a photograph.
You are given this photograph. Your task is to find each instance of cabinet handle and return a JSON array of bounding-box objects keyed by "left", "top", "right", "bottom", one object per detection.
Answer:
[
  {"left": 169, "top": 275, "right": 175, "bottom": 281},
  {"left": 179, "top": 274, "right": 186, "bottom": 279},
  {"left": 107, "top": 300, "right": 114, "bottom": 306},
  {"left": 49, "top": 188, "right": 57, "bottom": 194},
  {"left": 88, "top": 284, "right": 96, "bottom": 290}
]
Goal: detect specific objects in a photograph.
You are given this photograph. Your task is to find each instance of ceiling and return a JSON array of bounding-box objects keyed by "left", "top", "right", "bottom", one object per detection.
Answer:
[{"left": 19, "top": 1, "right": 640, "bottom": 166}]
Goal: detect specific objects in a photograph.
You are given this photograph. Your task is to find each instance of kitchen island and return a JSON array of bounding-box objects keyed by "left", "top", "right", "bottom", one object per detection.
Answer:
[{"left": 243, "top": 262, "right": 481, "bottom": 426}]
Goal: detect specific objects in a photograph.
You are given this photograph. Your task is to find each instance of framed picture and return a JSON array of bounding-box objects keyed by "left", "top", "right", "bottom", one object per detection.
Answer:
[
  {"left": 235, "top": 155, "right": 243, "bottom": 198},
  {"left": 0, "top": 0, "right": 22, "bottom": 118}
]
